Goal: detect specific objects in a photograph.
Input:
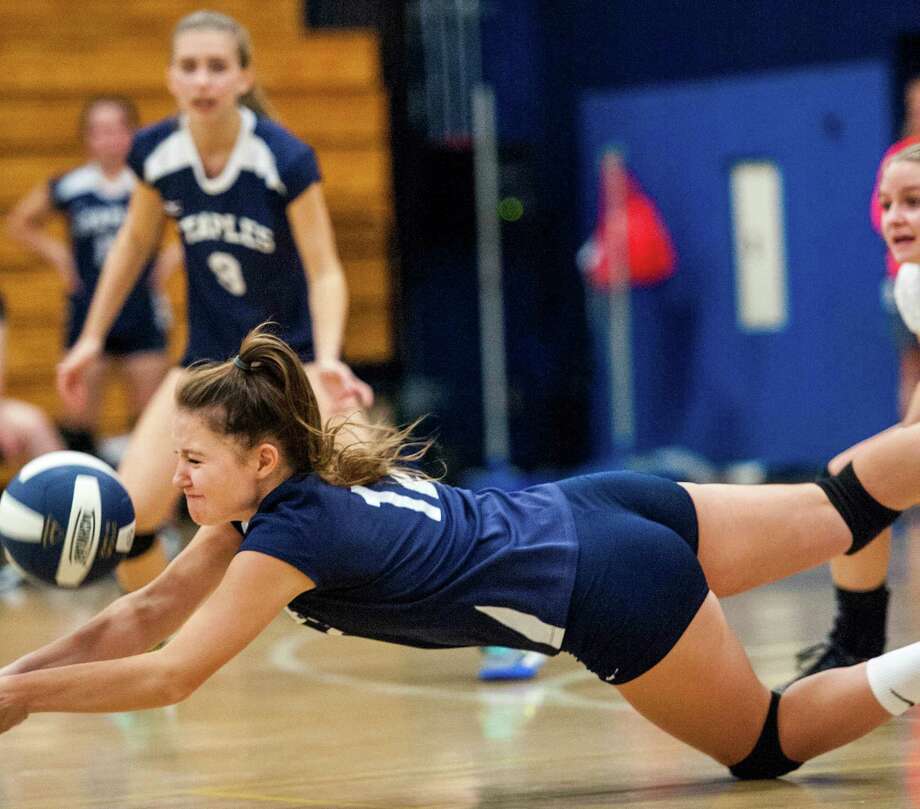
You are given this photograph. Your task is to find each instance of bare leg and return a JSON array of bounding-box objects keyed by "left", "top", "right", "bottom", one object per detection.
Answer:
[
  {"left": 617, "top": 593, "right": 892, "bottom": 768},
  {"left": 682, "top": 481, "right": 850, "bottom": 596},
  {"left": 846, "top": 421, "right": 920, "bottom": 510},
  {"left": 828, "top": 426, "right": 900, "bottom": 592},
  {"left": 617, "top": 593, "right": 770, "bottom": 764},
  {"left": 119, "top": 350, "right": 171, "bottom": 421},
  {"left": 116, "top": 368, "right": 184, "bottom": 533},
  {"left": 114, "top": 368, "right": 184, "bottom": 592},
  {"left": 828, "top": 376, "right": 920, "bottom": 596},
  {"left": 685, "top": 419, "right": 920, "bottom": 597},
  {"left": 830, "top": 532, "right": 891, "bottom": 590},
  {"left": 780, "top": 664, "right": 889, "bottom": 761}
]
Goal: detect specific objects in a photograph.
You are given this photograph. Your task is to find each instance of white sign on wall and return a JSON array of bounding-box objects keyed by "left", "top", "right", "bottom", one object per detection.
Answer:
[{"left": 730, "top": 160, "right": 789, "bottom": 332}]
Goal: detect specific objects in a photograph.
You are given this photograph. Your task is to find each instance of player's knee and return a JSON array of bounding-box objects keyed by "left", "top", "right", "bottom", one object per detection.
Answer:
[
  {"left": 728, "top": 692, "right": 802, "bottom": 780},
  {"left": 815, "top": 462, "right": 901, "bottom": 555}
]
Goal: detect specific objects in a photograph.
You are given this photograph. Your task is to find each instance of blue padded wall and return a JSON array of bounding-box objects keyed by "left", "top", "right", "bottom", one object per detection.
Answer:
[{"left": 580, "top": 61, "right": 896, "bottom": 467}]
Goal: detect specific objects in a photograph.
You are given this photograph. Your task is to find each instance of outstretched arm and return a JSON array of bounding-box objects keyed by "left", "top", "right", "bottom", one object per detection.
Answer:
[
  {"left": 0, "top": 547, "right": 313, "bottom": 728},
  {"left": 0, "top": 523, "right": 240, "bottom": 677}
]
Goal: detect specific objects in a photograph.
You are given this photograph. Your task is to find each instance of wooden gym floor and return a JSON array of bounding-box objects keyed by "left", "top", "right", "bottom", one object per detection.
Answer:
[{"left": 4, "top": 520, "right": 920, "bottom": 808}]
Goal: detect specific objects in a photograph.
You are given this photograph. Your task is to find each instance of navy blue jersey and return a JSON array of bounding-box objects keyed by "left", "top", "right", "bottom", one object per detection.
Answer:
[
  {"left": 127, "top": 108, "right": 319, "bottom": 365},
  {"left": 237, "top": 474, "right": 579, "bottom": 655},
  {"left": 49, "top": 164, "right": 162, "bottom": 349}
]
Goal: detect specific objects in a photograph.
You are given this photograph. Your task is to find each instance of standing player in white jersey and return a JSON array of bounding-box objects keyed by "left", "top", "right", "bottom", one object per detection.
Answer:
[
  {"left": 56, "top": 11, "right": 372, "bottom": 592},
  {"left": 7, "top": 96, "right": 174, "bottom": 461}
]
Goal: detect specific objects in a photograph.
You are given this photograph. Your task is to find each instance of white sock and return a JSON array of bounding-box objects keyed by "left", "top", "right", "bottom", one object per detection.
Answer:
[{"left": 866, "top": 641, "right": 920, "bottom": 715}]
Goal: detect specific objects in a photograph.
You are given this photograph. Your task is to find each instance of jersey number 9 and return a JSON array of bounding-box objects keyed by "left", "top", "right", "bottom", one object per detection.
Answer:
[{"left": 208, "top": 251, "right": 247, "bottom": 296}]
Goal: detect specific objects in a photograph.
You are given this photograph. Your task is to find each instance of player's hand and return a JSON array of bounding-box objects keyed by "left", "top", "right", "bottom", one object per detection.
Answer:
[
  {"left": 308, "top": 359, "right": 374, "bottom": 412},
  {"left": 57, "top": 335, "right": 102, "bottom": 411}
]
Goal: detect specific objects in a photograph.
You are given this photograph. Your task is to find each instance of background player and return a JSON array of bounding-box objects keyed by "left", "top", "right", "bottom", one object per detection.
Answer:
[
  {"left": 6, "top": 96, "right": 174, "bottom": 460},
  {"left": 793, "top": 135, "right": 920, "bottom": 682},
  {"left": 56, "top": 11, "right": 372, "bottom": 593},
  {"left": 6, "top": 324, "right": 920, "bottom": 782}
]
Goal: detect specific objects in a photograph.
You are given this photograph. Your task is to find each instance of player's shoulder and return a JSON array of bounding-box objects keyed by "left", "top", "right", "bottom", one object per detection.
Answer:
[
  {"left": 51, "top": 163, "right": 102, "bottom": 204},
  {"left": 132, "top": 116, "right": 181, "bottom": 154},
  {"left": 130, "top": 116, "right": 193, "bottom": 185},
  {"left": 256, "top": 474, "right": 329, "bottom": 517},
  {"left": 251, "top": 115, "right": 315, "bottom": 163}
]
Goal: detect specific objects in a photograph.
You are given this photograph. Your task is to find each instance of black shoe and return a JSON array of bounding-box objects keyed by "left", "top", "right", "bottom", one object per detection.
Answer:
[{"left": 780, "top": 639, "right": 866, "bottom": 691}]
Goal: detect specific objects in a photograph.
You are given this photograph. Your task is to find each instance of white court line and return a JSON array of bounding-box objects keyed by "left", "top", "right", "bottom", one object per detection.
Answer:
[
  {"left": 270, "top": 634, "right": 613, "bottom": 713},
  {"left": 268, "top": 632, "right": 814, "bottom": 714}
]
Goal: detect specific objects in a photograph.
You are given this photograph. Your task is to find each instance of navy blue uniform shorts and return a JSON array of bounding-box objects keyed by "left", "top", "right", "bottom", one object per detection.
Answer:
[
  {"left": 67, "top": 299, "right": 166, "bottom": 357},
  {"left": 558, "top": 471, "right": 709, "bottom": 685}
]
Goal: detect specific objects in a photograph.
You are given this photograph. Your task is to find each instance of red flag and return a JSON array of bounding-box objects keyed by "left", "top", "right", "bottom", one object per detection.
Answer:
[{"left": 581, "top": 157, "right": 677, "bottom": 289}]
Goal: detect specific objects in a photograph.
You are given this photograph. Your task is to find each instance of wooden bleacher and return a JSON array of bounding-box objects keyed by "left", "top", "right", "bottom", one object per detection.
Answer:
[{"left": 0, "top": 1, "right": 394, "bottom": 469}]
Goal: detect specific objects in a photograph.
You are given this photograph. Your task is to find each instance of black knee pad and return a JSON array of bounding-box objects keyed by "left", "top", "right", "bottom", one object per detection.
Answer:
[
  {"left": 815, "top": 462, "right": 901, "bottom": 555},
  {"left": 728, "top": 691, "right": 802, "bottom": 780},
  {"left": 125, "top": 531, "right": 157, "bottom": 560}
]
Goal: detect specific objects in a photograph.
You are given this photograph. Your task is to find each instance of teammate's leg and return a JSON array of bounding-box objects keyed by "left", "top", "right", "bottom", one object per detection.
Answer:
[
  {"left": 796, "top": 384, "right": 920, "bottom": 681},
  {"left": 120, "top": 350, "right": 171, "bottom": 420},
  {"left": 114, "top": 368, "right": 184, "bottom": 592}
]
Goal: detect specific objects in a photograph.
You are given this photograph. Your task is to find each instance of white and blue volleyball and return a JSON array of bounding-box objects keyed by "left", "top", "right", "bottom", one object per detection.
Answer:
[{"left": 0, "top": 451, "right": 135, "bottom": 588}]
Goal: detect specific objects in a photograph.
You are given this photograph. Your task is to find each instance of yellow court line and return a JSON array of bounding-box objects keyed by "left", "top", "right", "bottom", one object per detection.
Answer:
[{"left": 187, "top": 787, "right": 385, "bottom": 808}]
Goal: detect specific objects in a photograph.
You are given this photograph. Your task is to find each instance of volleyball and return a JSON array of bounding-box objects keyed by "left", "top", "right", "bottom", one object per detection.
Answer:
[{"left": 0, "top": 451, "right": 135, "bottom": 588}]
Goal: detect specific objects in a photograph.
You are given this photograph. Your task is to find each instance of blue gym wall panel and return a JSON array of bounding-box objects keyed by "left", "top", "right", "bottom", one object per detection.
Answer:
[{"left": 580, "top": 61, "right": 895, "bottom": 468}]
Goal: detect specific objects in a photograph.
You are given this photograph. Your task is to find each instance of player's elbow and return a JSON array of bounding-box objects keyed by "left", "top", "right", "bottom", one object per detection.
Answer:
[
  {"left": 154, "top": 659, "right": 210, "bottom": 706},
  {"left": 105, "top": 588, "right": 168, "bottom": 649},
  {"left": 160, "top": 674, "right": 199, "bottom": 706},
  {"left": 152, "top": 645, "right": 220, "bottom": 705}
]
